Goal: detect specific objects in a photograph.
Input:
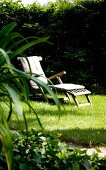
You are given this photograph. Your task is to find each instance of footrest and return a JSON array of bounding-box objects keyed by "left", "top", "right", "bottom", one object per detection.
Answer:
[
  {"left": 68, "top": 89, "right": 91, "bottom": 96},
  {"left": 67, "top": 88, "right": 92, "bottom": 107}
]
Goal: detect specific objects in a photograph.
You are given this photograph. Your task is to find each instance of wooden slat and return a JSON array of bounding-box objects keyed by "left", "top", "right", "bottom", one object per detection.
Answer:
[{"left": 68, "top": 89, "right": 91, "bottom": 96}]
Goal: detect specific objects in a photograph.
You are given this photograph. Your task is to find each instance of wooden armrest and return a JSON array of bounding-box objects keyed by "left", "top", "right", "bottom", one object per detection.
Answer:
[{"left": 48, "top": 71, "right": 66, "bottom": 80}]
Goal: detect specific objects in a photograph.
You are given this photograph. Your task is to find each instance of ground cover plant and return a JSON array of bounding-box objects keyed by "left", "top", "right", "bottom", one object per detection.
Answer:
[{"left": 1, "top": 131, "right": 106, "bottom": 170}]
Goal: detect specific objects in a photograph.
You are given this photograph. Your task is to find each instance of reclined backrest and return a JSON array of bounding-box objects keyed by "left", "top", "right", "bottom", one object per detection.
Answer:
[{"left": 17, "top": 56, "right": 48, "bottom": 89}]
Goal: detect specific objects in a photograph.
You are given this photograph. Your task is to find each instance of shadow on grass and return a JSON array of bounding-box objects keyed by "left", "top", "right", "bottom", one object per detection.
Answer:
[
  {"left": 48, "top": 128, "right": 106, "bottom": 147},
  {"left": 10, "top": 95, "right": 106, "bottom": 147},
  {"left": 10, "top": 114, "right": 106, "bottom": 147},
  {"left": 30, "top": 94, "right": 77, "bottom": 106}
]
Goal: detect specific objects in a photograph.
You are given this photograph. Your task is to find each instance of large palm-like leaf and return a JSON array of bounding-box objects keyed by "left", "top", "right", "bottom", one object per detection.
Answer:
[{"left": 0, "top": 22, "right": 60, "bottom": 170}]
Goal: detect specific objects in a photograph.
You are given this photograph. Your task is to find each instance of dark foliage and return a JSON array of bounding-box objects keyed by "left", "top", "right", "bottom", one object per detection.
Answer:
[{"left": 0, "top": 0, "right": 106, "bottom": 93}]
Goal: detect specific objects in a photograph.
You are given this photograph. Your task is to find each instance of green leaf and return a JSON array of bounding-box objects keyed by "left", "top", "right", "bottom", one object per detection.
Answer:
[
  {"left": 12, "top": 77, "right": 30, "bottom": 101},
  {"left": 7, "top": 36, "right": 42, "bottom": 51},
  {"left": 0, "top": 32, "right": 23, "bottom": 49},
  {"left": 7, "top": 97, "right": 12, "bottom": 122},
  {"left": 12, "top": 67, "right": 61, "bottom": 110},
  {"left": 0, "top": 22, "right": 16, "bottom": 38},
  {"left": 10, "top": 37, "right": 49, "bottom": 59},
  {"left": 0, "top": 48, "right": 11, "bottom": 67},
  {"left": 0, "top": 116, "right": 14, "bottom": 170},
  {"left": 5, "top": 86, "right": 23, "bottom": 116}
]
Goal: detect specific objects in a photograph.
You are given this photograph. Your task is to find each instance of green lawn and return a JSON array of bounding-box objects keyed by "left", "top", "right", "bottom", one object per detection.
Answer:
[{"left": 10, "top": 95, "right": 106, "bottom": 147}]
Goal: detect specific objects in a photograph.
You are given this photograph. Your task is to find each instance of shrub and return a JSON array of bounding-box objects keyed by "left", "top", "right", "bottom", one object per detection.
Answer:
[{"left": 1, "top": 130, "right": 106, "bottom": 170}]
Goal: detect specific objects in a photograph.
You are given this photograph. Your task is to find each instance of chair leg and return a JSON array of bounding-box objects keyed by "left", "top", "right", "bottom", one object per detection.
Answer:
[
  {"left": 85, "top": 94, "right": 92, "bottom": 105},
  {"left": 71, "top": 94, "right": 92, "bottom": 107},
  {"left": 64, "top": 92, "right": 80, "bottom": 106},
  {"left": 71, "top": 94, "right": 80, "bottom": 107},
  {"left": 65, "top": 92, "right": 72, "bottom": 101},
  {"left": 39, "top": 87, "right": 48, "bottom": 102},
  {"left": 67, "top": 90, "right": 92, "bottom": 107}
]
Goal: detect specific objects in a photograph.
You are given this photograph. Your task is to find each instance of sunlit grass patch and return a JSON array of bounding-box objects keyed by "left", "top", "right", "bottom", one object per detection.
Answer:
[{"left": 10, "top": 95, "right": 106, "bottom": 147}]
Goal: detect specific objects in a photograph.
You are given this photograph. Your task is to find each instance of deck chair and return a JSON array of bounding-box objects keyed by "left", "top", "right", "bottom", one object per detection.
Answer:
[{"left": 17, "top": 56, "right": 92, "bottom": 107}]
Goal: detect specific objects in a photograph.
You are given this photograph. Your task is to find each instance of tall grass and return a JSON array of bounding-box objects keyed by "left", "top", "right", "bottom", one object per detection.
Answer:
[{"left": 10, "top": 95, "right": 106, "bottom": 147}]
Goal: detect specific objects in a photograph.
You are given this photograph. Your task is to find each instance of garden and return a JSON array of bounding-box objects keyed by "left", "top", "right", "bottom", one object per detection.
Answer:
[{"left": 0, "top": 0, "right": 106, "bottom": 169}]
